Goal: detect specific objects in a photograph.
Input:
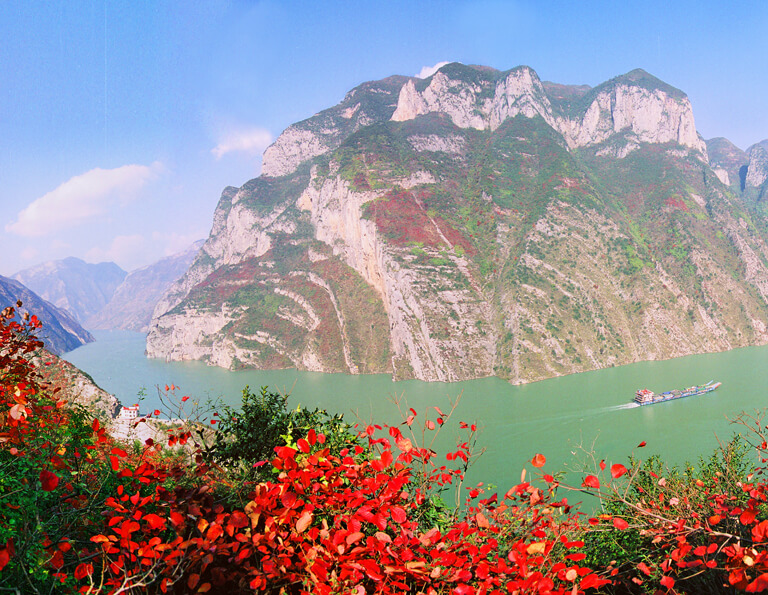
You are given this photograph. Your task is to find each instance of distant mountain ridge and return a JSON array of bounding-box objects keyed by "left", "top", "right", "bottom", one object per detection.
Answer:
[
  {"left": 87, "top": 241, "right": 203, "bottom": 332},
  {"left": 13, "top": 257, "right": 127, "bottom": 324},
  {"left": 13, "top": 243, "right": 203, "bottom": 333},
  {"left": 137, "top": 62, "right": 768, "bottom": 383},
  {"left": 0, "top": 275, "right": 93, "bottom": 355}
]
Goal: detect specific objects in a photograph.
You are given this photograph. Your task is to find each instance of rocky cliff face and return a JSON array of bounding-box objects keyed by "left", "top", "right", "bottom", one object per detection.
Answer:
[
  {"left": 147, "top": 63, "right": 768, "bottom": 384},
  {"left": 37, "top": 351, "right": 120, "bottom": 420},
  {"left": 391, "top": 66, "right": 706, "bottom": 158},
  {"left": 746, "top": 142, "right": 768, "bottom": 191},
  {"left": 706, "top": 137, "right": 748, "bottom": 188},
  {"left": 261, "top": 76, "right": 408, "bottom": 178}
]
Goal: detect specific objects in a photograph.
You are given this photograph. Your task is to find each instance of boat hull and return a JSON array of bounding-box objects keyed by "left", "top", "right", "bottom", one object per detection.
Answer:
[{"left": 634, "top": 382, "right": 721, "bottom": 406}]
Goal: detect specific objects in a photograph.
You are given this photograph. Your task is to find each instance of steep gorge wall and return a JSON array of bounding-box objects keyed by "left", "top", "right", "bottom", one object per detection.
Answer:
[
  {"left": 297, "top": 169, "right": 495, "bottom": 381},
  {"left": 147, "top": 63, "right": 768, "bottom": 384}
]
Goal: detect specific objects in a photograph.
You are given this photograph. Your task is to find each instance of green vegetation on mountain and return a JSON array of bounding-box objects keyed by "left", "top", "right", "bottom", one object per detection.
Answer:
[{"left": 148, "top": 64, "right": 768, "bottom": 385}]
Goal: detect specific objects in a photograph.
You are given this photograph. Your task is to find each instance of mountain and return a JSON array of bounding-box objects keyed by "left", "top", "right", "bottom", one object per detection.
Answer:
[
  {"left": 0, "top": 275, "right": 93, "bottom": 355},
  {"left": 705, "top": 137, "right": 748, "bottom": 189},
  {"left": 36, "top": 350, "right": 120, "bottom": 420},
  {"left": 147, "top": 63, "right": 768, "bottom": 384},
  {"left": 13, "top": 257, "right": 127, "bottom": 324},
  {"left": 744, "top": 140, "right": 768, "bottom": 202},
  {"left": 86, "top": 241, "right": 203, "bottom": 332}
]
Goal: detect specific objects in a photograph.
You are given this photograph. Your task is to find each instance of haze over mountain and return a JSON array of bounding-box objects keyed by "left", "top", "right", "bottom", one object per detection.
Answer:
[
  {"left": 87, "top": 241, "right": 204, "bottom": 332},
  {"left": 142, "top": 63, "right": 768, "bottom": 384},
  {"left": 0, "top": 275, "right": 93, "bottom": 355},
  {"left": 13, "top": 258, "right": 127, "bottom": 325}
]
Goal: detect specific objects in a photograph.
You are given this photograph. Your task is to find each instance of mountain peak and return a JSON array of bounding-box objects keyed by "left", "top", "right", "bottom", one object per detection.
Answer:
[
  {"left": 262, "top": 64, "right": 707, "bottom": 181},
  {"left": 599, "top": 68, "right": 686, "bottom": 99}
]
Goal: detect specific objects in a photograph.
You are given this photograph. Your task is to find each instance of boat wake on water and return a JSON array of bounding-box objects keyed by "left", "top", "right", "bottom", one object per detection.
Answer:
[{"left": 608, "top": 403, "right": 640, "bottom": 411}]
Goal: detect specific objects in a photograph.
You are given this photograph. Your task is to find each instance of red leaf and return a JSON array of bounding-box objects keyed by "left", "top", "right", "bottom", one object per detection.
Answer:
[
  {"left": 613, "top": 517, "right": 629, "bottom": 530},
  {"left": 346, "top": 531, "right": 364, "bottom": 545},
  {"left": 638, "top": 440, "right": 647, "bottom": 447},
  {"left": 74, "top": 562, "right": 93, "bottom": 580},
  {"left": 296, "top": 511, "right": 312, "bottom": 533},
  {"left": 637, "top": 562, "right": 651, "bottom": 576},
  {"left": 49, "top": 550, "right": 64, "bottom": 569},
  {"left": 611, "top": 463, "right": 628, "bottom": 478},
  {"left": 275, "top": 446, "right": 297, "bottom": 460},
  {"left": 181, "top": 396, "right": 190, "bottom": 402},
  {"left": 40, "top": 470, "right": 59, "bottom": 492},
  {"left": 660, "top": 576, "right": 675, "bottom": 589},
  {"left": 170, "top": 512, "right": 185, "bottom": 527},
  {"left": 110, "top": 447, "right": 128, "bottom": 458},
  {"left": 741, "top": 507, "right": 757, "bottom": 525},
  {"left": 582, "top": 475, "right": 600, "bottom": 489},
  {"left": 281, "top": 491, "right": 298, "bottom": 509},
  {"left": 753, "top": 520, "right": 768, "bottom": 542},
  {"left": 580, "top": 574, "right": 604, "bottom": 589},
  {"left": 188, "top": 574, "right": 200, "bottom": 589},
  {"left": 396, "top": 438, "right": 413, "bottom": 452},
  {"left": 0, "top": 549, "right": 9, "bottom": 572},
  {"left": 229, "top": 511, "right": 249, "bottom": 529},
  {"left": 531, "top": 453, "right": 546, "bottom": 468},
  {"left": 144, "top": 513, "right": 166, "bottom": 530},
  {"left": 391, "top": 506, "right": 407, "bottom": 523}
]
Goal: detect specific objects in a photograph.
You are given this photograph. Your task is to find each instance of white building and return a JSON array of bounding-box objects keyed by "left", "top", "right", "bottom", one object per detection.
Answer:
[{"left": 118, "top": 404, "right": 140, "bottom": 421}]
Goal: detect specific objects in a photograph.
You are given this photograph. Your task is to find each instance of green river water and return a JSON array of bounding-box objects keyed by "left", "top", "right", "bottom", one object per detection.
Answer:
[{"left": 64, "top": 330, "right": 768, "bottom": 497}]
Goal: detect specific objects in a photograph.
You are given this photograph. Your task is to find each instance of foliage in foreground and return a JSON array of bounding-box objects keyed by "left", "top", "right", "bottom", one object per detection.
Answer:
[{"left": 3, "top": 305, "right": 768, "bottom": 593}]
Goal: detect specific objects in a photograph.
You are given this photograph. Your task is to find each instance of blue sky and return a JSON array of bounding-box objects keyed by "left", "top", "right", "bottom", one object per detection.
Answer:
[{"left": 2, "top": 0, "right": 767, "bottom": 276}]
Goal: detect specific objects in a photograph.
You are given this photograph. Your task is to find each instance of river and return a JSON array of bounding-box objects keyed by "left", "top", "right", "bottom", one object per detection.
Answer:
[{"left": 64, "top": 330, "right": 768, "bottom": 497}]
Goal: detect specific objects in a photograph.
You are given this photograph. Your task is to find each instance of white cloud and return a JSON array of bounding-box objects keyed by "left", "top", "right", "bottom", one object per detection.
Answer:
[
  {"left": 6, "top": 163, "right": 163, "bottom": 237},
  {"left": 416, "top": 61, "right": 450, "bottom": 79},
  {"left": 211, "top": 127, "right": 273, "bottom": 159}
]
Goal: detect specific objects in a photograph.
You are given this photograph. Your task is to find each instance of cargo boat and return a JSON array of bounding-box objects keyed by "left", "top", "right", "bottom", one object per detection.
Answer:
[{"left": 634, "top": 380, "right": 721, "bottom": 406}]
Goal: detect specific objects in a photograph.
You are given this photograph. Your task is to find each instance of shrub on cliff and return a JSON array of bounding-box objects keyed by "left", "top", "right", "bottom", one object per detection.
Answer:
[{"left": 208, "top": 385, "right": 354, "bottom": 477}]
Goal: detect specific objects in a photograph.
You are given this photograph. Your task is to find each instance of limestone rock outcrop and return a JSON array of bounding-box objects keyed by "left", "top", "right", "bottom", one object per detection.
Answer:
[{"left": 147, "top": 64, "right": 768, "bottom": 384}]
